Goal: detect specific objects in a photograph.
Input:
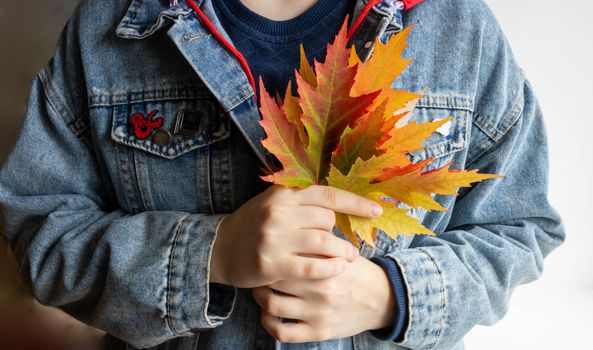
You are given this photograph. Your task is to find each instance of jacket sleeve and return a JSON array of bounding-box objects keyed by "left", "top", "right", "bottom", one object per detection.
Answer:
[
  {"left": 382, "top": 71, "right": 565, "bottom": 349},
  {"left": 0, "top": 22, "right": 236, "bottom": 350},
  {"left": 380, "top": 3, "right": 565, "bottom": 346}
]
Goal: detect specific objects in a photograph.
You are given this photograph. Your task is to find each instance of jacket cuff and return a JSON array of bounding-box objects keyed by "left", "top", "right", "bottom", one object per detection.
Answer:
[
  {"left": 166, "top": 214, "right": 237, "bottom": 334},
  {"left": 384, "top": 248, "right": 445, "bottom": 349},
  {"left": 369, "top": 256, "right": 408, "bottom": 342}
]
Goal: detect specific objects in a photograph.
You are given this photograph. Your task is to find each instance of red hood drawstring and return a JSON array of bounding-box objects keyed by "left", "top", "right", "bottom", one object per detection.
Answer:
[
  {"left": 346, "top": 0, "right": 384, "bottom": 39},
  {"left": 185, "top": 0, "right": 425, "bottom": 102},
  {"left": 347, "top": 0, "right": 425, "bottom": 44}
]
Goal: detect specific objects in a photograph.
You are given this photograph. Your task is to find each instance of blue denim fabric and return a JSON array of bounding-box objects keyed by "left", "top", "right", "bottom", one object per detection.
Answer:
[{"left": 0, "top": 0, "right": 565, "bottom": 349}]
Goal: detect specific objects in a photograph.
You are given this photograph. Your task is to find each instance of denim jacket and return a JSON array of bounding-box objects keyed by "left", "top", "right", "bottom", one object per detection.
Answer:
[{"left": 0, "top": 0, "right": 565, "bottom": 349}]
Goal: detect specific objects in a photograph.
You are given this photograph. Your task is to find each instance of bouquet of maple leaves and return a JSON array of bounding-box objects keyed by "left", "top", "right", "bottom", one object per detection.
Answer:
[{"left": 258, "top": 21, "right": 500, "bottom": 247}]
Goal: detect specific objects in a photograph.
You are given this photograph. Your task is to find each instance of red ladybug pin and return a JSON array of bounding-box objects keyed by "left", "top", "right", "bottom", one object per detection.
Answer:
[{"left": 131, "top": 110, "right": 164, "bottom": 139}]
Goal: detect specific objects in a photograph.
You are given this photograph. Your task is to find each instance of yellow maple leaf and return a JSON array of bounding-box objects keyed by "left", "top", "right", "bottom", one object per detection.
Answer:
[
  {"left": 299, "top": 43, "right": 317, "bottom": 88},
  {"left": 350, "top": 26, "right": 420, "bottom": 119},
  {"left": 349, "top": 200, "right": 434, "bottom": 247}
]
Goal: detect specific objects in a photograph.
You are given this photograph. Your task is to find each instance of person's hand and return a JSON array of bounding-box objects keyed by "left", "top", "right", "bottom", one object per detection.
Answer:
[
  {"left": 251, "top": 255, "right": 396, "bottom": 343},
  {"left": 209, "top": 185, "right": 383, "bottom": 288}
]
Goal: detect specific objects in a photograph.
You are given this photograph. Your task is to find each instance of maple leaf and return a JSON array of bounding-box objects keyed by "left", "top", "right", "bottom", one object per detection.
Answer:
[
  {"left": 328, "top": 158, "right": 502, "bottom": 213},
  {"left": 297, "top": 22, "right": 379, "bottom": 183},
  {"left": 282, "top": 81, "right": 308, "bottom": 145},
  {"left": 258, "top": 20, "right": 501, "bottom": 246},
  {"left": 349, "top": 200, "right": 434, "bottom": 247},
  {"left": 371, "top": 117, "right": 453, "bottom": 178},
  {"left": 349, "top": 26, "right": 413, "bottom": 96},
  {"left": 350, "top": 26, "right": 420, "bottom": 121},
  {"left": 299, "top": 44, "right": 317, "bottom": 88},
  {"left": 374, "top": 163, "right": 503, "bottom": 211},
  {"left": 258, "top": 78, "right": 315, "bottom": 187},
  {"left": 332, "top": 99, "right": 388, "bottom": 175}
]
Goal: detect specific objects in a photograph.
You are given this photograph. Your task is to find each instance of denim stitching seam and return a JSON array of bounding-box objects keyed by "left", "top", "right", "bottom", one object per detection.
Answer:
[
  {"left": 473, "top": 112, "right": 502, "bottom": 141},
  {"left": 38, "top": 70, "right": 76, "bottom": 126},
  {"left": 418, "top": 248, "right": 446, "bottom": 350},
  {"left": 166, "top": 214, "right": 193, "bottom": 334},
  {"left": 127, "top": 0, "right": 143, "bottom": 28}
]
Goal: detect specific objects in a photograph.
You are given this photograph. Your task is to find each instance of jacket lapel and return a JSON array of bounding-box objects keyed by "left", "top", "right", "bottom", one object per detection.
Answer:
[{"left": 117, "top": 0, "right": 272, "bottom": 170}]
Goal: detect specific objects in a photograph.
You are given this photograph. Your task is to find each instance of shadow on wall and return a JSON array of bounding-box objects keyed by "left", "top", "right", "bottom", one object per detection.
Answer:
[{"left": 0, "top": 1, "right": 103, "bottom": 348}]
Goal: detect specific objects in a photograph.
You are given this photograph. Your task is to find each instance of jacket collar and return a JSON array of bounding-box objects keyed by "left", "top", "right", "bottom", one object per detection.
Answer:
[
  {"left": 114, "top": 0, "right": 404, "bottom": 171},
  {"left": 116, "top": 0, "right": 403, "bottom": 40},
  {"left": 116, "top": 0, "right": 197, "bottom": 39}
]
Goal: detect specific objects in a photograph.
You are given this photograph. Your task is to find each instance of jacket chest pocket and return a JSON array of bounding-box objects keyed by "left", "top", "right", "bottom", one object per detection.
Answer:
[
  {"left": 372, "top": 95, "right": 472, "bottom": 255},
  {"left": 107, "top": 95, "right": 232, "bottom": 215}
]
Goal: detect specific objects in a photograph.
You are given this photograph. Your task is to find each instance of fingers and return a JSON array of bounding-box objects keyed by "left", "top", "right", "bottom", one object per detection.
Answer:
[
  {"left": 266, "top": 279, "right": 308, "bottom": 297},
  {"left": 293, "top": 206, "right": 336, "bottom": 231},
  {"left": 252, "top": 287, "right": 305, "bottom": 320},
  {"left": 279, "top": 255, "right": 347, "bottom": 280},
  {"left": 260, "top": 310, "right": 322, "bottom": 343},
  {"left": 295, "top": 185, "right": 382, "bottom": 218},
  {"left": 289, "top": 229, "right": 358, "bottom": 262}
]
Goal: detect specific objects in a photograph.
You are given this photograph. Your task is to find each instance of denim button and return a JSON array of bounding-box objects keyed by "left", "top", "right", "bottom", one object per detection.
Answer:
[{"left": 152, "top": 129, "right": 172, "bottom": 147}]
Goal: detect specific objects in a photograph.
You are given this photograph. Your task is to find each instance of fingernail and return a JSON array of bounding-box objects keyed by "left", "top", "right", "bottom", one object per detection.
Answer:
[
  {"left": 353, "top": 248, "right": 360, "bottom": 257},
  {"left": 370, "top": 204, "right": 383, "bottom": 217}
]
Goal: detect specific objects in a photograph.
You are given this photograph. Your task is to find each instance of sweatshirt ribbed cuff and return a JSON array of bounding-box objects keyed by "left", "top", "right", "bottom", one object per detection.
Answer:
[{"left": 369, "top": 256, "right": 409, "bottom": 342}]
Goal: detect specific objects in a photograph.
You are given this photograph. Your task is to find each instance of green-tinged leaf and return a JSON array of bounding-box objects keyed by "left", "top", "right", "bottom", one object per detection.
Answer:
[
  {"left": 283, "top": 81, "right": 308, "bottom": 145},
  {"left": 258, "top": 78, "right": 315, "bottom": 187},
  {"left": 332, "top": 100, "right": 388, "bottom": 175},
  {"left": 297, "top": 21, "right": 379, "bottom": 183}
]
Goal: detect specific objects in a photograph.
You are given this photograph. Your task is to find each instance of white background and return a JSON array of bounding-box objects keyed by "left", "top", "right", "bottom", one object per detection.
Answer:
[
  {"left": 0, "top": 0, "right": 592, "bottom": 349},
  {"left": 466, "top": 1, "right": 593, "bottom": 348}
]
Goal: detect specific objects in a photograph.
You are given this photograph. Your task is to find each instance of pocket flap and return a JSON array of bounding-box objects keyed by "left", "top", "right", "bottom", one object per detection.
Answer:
[{"left": 111, "top": 97, "right": 230, "bottom": 159}]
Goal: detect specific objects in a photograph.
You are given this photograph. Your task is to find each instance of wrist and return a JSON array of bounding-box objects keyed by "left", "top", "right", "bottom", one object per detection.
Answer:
[
  {"left": 367, "top": 258, "right": 396, "bottom": 330},
  {"left": 369, "top": 256, "right": 409, "bottom": 342},
  {"left": 210, "top": 215, "right": 231, "bottom": 285}
]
